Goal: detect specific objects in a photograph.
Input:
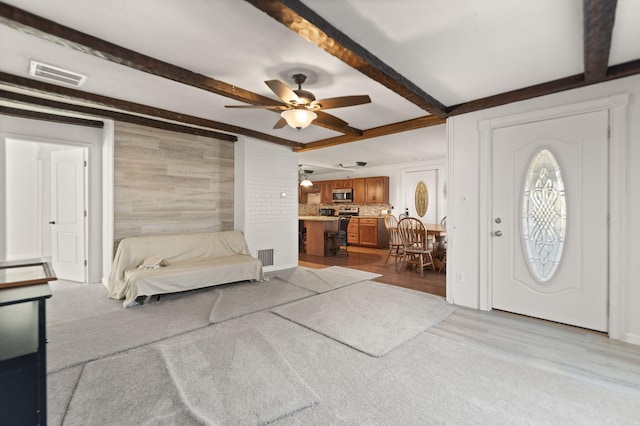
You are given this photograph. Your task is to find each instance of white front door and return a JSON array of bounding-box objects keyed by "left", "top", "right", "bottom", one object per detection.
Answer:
[
  {"left": 51, "top": 148, "right": 87, "bottom": 282},
  {"left": 403, "top": 169, "right": 438, "bottom": 223},
  {"left": 491, "top": 110, "right": 609, "bottom": 331}
]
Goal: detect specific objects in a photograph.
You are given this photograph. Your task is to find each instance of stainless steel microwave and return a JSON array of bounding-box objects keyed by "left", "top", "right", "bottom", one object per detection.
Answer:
[{"left": 332, "top": 188, "right": 353, "bottom": 202}]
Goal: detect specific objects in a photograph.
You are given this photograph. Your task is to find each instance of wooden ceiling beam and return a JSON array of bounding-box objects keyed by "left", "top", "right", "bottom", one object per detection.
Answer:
[
  {"left": 0, "top": 2, "right": 353, "bottom": 135},
  {"left": 246, "top": 0, "right": 448, "bottom": 119},
  {"left": 0, "top": 89, "right": 240, "bottom": 142},
  {"left": 583, "top": 0, "right": 617, "bottom": 83},
  {"left": 294, "top": 115, "right": 446, "bottom": 152},
  {"left": 447, "top": 57, "right": 640, "bottom": 116},
  {"left": 0, "top": 105, "right": 104, "bottom": 128},
  {"left": 0, "top": 71, "right": 303, "bottom": 148}
]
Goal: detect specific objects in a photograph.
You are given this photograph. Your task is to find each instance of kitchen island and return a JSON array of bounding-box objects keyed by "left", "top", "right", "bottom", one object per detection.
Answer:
[{"left": 299, "top": 216, "right": 339, "bottom": 256}]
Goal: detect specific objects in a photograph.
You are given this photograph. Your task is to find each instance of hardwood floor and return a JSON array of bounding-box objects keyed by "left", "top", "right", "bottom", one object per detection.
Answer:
[{"left": 298, "top": 245, "right": 446, "bottom": 297}]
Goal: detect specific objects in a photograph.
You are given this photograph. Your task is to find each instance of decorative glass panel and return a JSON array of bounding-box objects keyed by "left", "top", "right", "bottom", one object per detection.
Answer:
[
  {"left": 415, "top": 181, "right": 428, "bottom": 218},
  {"left": 522, "top": 149, "right": 566, "bottom": 282}
]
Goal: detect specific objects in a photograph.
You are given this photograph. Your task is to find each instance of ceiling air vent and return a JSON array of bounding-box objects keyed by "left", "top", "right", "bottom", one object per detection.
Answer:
[{"left": 29, "top": 60, "right": 87, "bottom": 87}]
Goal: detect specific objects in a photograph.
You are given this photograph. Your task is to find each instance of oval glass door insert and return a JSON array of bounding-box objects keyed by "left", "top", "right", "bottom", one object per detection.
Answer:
[
  {"left": 522, "top": 149, "right": 567, "bottom": 282},
  {"left": 415, "top": 181, "right": 428, "bottom": 218}
]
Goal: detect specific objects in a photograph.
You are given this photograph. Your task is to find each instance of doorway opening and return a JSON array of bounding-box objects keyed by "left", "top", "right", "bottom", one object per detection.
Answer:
[{"left": 4, "top": 139, "right": 89, "bottom": 283}]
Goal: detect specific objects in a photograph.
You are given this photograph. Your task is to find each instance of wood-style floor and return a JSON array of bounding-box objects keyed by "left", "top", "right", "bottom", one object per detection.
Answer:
[
  {"left": 299, "top": 246, "right": 640, "bottom": 396},
  {"left": 298, "top": 245, "right": 446, "bottom": 297}
]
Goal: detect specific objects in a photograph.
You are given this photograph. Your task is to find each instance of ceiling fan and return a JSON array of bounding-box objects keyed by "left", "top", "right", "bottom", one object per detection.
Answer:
[{"left": 225, "top": 73, "right": 371, "bottom": 130}]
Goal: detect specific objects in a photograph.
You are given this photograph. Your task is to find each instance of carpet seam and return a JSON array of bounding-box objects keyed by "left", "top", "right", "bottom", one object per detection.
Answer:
[
  {"left": 47, "top": 322, "right": 213, "bottom": 374},
  {"left": 157, "top": 346, "right": 216, "bottom": 426},
  {"left": 60, "top": 362, "right": 86, "bottom": 426}
]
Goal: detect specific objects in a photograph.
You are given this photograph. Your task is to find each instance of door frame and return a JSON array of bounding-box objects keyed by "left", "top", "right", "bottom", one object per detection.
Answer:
[{"left": 478, "top": 94, "right": 628, "bottom": 340}]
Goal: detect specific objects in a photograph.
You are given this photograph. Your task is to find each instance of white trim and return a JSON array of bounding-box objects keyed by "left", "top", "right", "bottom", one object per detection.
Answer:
[
  {"left": 478, "top": 119, "right": 493, "bottom": 311},
  {"left": 478, "top": 94, "right": 629, "bottom": 339},
  {"left": 445, "top": 118, "right": 455, "bottom": 305},
  {"left": 102, "top": 120, "right": 115, "bottom": 286},
  {"left": 607, "top": 94, "right": 629, "bottom": 341},
  {"left": 624, "top": 333, "right": 640, "bottom": 346}
]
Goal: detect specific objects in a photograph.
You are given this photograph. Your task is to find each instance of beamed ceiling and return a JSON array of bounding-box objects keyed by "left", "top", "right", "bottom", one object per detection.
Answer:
[{"left": 1, "top": 0, "right": 639, "bottom": 171}]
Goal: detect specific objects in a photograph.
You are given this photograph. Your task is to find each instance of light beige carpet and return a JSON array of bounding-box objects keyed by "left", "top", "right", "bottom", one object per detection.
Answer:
[
  {"left": 208, "top": 278, "right": 315, "bottom": 323},
  {"left": 62, "top": 328, "right": 318, "bottom": 425},
  {"left": 272, "top": 281, "right": 456, "bottom": 357}
]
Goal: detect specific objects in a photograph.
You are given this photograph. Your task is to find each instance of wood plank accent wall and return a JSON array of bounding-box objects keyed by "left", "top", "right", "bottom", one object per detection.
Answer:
[{"left": 114, "top": 122, "right": 234, "bottom": 246}]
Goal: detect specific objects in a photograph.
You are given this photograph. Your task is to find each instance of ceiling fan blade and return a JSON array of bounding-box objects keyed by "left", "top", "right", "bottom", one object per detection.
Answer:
[
  {"left": 265, "top": 79, "right": 301, "bottom": 105},
  {"left": 225, "top": 104, "right": 287, "bottom": 110},
  {"left": 314, "top": 110, "right": 349, "bottom": 129},
  {"left": 273, "top": 117, "right": 287, "bottom": 129},
  {"left": 311, "top": 94, "right": 371, "bottom": 110}
]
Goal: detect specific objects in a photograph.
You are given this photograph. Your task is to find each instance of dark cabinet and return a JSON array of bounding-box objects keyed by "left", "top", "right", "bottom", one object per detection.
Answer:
[{"left": 0, "top": 262, "right": 55, "bottom": 426}]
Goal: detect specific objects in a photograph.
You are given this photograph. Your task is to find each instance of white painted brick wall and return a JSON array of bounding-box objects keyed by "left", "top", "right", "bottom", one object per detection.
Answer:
[{"left": 235, "top": 138, "right": 299, "bottom": 271}]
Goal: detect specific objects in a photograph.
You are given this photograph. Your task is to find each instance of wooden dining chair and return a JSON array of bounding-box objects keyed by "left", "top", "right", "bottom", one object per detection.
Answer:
[
  {"left": 383, "top": 214, "right": 403, "bottom": 265},
  {"left": 396, "top": 217, "right": 436, "bottom": 276}
]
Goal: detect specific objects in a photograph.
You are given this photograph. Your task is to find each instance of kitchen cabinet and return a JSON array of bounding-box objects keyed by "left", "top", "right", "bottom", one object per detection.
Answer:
[
  {"left": 333, "top": 179, "right": 353, "bottom": 189},
  {"left": 320, "top": 181, "right": 333, "bottom": 204},
  {"left": 301, "top": 176, "right": 389, "bottom": 205},
  {"left": 352, "top": 178, "right": 366, "bottom": 204},
  {"left": 358, "top": 218, "right": 379, "bottom": 247},
  {"left": 365, "top": 176, "right": 389, "bottom": 203},
  {"left": 346, "top": 217, "right": 389, "bottom": 248},
  {"left": 300, "top": 182, "right": 320, "bottom": 193},
  {"left": 347, "top": 218, "right": 359, "bottom": 245}
]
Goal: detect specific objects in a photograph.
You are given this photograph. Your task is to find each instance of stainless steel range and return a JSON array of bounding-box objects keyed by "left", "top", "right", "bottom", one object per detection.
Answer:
[{"left": 337, "top": 207, "right": 359, "bottom": 217}]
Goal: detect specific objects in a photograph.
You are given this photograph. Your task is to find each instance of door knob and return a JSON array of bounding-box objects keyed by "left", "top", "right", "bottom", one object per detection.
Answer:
[
  {"left": 494, "top": 230, "right": 502, "bottom": 237},
  {"left": 49, "top": 221, "right": 56, "bottom": 225}
]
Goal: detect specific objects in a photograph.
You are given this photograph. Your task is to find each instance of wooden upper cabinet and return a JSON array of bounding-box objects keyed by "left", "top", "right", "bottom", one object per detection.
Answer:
[
  {"left": 365, "top": 177, "right": 389, "bottom": 203},
  {"left": 320, "top": 181, "right": 333, "bottom": 203},
  {"left": 333, "top": 179, "right": 353, "bottom": 189},
  {"left": 352, "top": 178, "right": 366, "bottom": 204},
  {"left": 301, "top": 176, "right": 388, "bottom": 205}
]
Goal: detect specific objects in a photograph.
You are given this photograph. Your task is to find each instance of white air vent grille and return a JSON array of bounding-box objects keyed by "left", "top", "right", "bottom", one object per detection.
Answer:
[
  {"left": 29, "top": 60, "right": 87, "bottom": 87},
  {"left": 257, "top": 249, "right": 274, "bottom": 267}
]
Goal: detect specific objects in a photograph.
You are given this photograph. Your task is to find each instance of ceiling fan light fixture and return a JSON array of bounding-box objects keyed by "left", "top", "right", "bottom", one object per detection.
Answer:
[{"left": 281, "top": 109, "right": 317, "bottom": 130}]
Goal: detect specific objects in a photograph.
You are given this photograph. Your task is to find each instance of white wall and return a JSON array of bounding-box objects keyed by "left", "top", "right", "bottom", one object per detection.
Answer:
[
  {"left": 5, "top": 140, "right": 38, "bottom": 259},
  {"left": 448, "top": 73, "right": 640, "bottom": 344},
  {"left": 235, "top": 137, "right": 299, "bottom": 271}
]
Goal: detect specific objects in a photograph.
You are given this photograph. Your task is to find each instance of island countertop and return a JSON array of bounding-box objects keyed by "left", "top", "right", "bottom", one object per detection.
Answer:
[{"left": 298, "top": 216, "right": 339, "bottom": 221}]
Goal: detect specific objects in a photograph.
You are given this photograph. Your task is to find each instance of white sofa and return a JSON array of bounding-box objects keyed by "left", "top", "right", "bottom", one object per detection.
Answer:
[{"left": 108, "top": 231, "right": 264, "bottom": 307}]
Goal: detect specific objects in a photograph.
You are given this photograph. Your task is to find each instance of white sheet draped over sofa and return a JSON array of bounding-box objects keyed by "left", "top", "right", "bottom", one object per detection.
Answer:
[{"left": 108, "top": 231, "right": 264, "bottom": 307}]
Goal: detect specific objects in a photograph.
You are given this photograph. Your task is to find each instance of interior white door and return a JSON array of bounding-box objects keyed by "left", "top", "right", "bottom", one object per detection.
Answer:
[
  {"left": 403, "top": 169, "right": 438, "bottom": 223},
  {"left": 51, "top": 148, "right": 86, "bottom": 282},
  {"left": 491, "top": 110, "right": 609, "bottom": 331}
]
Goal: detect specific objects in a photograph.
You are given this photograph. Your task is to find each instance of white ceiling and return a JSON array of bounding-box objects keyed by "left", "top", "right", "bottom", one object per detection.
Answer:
[{"left": 1, "top": 0, "right": 638, "bottom": 175}]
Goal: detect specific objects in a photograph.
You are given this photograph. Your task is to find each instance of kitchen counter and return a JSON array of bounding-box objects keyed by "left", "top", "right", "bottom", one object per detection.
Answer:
[{"left": 298, "top": 216, "right": 339, "bottom": 221}]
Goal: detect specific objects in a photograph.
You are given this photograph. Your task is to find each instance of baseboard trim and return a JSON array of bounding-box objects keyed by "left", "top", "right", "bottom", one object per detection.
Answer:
[{"left": 623, "top": 332, "right": 640, "bottom": 346}]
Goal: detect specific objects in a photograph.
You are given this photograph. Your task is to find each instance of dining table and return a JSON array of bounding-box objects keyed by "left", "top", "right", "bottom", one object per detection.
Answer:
[{"left": 423, "top": 223, "right": 446, "bottom": 237}]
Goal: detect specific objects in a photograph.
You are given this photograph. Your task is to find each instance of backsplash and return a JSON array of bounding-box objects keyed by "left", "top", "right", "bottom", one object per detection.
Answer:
[{"left": 299, "top": 203, "right": 393, "bottom": 217}]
